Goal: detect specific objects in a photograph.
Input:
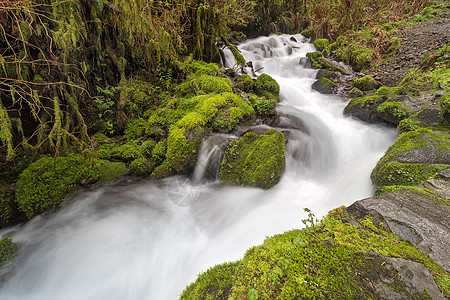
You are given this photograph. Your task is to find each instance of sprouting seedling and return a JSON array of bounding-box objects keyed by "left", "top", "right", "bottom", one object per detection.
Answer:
[{"left": 301, "top": 208, "right": 319, "bottom": 229}]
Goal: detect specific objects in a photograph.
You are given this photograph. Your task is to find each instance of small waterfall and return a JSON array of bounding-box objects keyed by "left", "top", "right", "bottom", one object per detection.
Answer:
[
  {"left": 192, "top": 134, "right": 235, "bottom": 184},
  {"left": 0, "top": 34, "right": 397, "bottom": 300}
]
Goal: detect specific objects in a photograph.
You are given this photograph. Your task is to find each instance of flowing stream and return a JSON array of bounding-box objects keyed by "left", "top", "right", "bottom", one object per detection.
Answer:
[{"left": 0, "top": 34, "right": 396, "bottom": 300}]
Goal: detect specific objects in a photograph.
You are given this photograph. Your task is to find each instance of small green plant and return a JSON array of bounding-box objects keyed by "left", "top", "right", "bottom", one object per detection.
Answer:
[{"left": 301, "top": 208, "right": 319, "bottom": 230}]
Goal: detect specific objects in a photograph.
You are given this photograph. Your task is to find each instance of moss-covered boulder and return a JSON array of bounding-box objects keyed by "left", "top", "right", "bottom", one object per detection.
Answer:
[
  {"left": 313, "top": 38, "right": 329, "bottom": 52},
  {"left": 219, "top": 129, "right": 285, "bottom": 189},
  {"left": 300, "top": 26, "right": 314, "bottom": 39},
  {"left": 235, "top": 74, "right": 254, "bottom": 93},
  {"left": 147, "top": 92, "right": 255, "bottom": 177},
  {"left": 0, "top": 237, "right": 18, "bottom": 266},
  {"left": 354, "top": 75, "right": 378, "bottom": 91},
  {"left": 348, "top": 87, "right": 363, "bottom": 98},
  {"left": 376, "top": 101, "right": 409, "bottom": 124},
  {"left": 306, "top": 52, "right": 347, "bottom": 74},
  {"left": 180, "top": 262, "right": 237, "bottom": 300},
  {"left": 177, "top": 75, "right": 232, "bottom": 96},
  {"left": 349, "top": 184, "right": 450, "bottom": 272},
  {"left": 371, "top": 129, "right": 450, "bottom": 188},
  {"left": 312, "top": 77, "right": 336, "bottom": 94},
  {"left": 344, "top": 86, "right": 411, "bottom": 125},
  {"left": 16, "top": 154, "right": 128, "bottom": 219},
  {"left": 182, "top": 208, "right": 448, "bottom": 299},
  {"left": 254, "top": 73, "right": 280, "bottom": 98}
]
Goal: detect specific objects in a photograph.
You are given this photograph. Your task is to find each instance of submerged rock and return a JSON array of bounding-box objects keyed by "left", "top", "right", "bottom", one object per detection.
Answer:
[{"left": 219, "top": 129, "right": 285, "bottom": 189}]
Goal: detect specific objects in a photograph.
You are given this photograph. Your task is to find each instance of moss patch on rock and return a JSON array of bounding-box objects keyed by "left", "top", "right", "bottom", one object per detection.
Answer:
[
  {"left": 146, "top": 92, "right": 254, "bottom": 176},
  {"left": 182, "top": 208, "right": 449, "bottom": 299},
  {"left": 312, "top": 77, "right": 336, "bottom": 94},
  {"left": 306, "top": 52, "right": 347, "bottom": 74},
  {"left": 16, "top": 154, "right": 128, "bottom": 219},
  {"left": 219, "top": 129, "right": 285, "bottom": 189},
  {"left": 235, "top": 74, "right": 254, "bottom": 93},
  {"left": 354, "top": 75, "right": 378, "bottom": 91},
  {"left": 0, "top": 237, "right": 18, "bottom": 266},
  {"left": 344, "top": 85, "right": 414, "bottom": 125},
  {"left": 371, "top": 129, "right": 450, "bottom": 188},
  {"left": 376, "top": 101, "right": 409, "bottom": 124},
  {"left": 177, "top": 75, "right": 233, "bottom": 97},
  {"left": 180, "top": 262, "right": 238, "bottom": 300},
  {"left": 254, "top": 74, "right": 280, "bottom": 97},
  {"left": 313, "top": 39, "right": 330, "bottom": 52}
]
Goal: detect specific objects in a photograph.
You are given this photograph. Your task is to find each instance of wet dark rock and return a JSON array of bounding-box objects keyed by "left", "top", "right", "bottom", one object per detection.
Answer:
[
  {"left": 348, "top": 87, "right": 363, "bottom": 98},
  {"left": 371, "top": 254, "right": 445, "bottom": 300},
  {"left": 312, "top": 77, "right": 336, "bottom": 94},
  {"left": 348, "top": 183, "right": 450, "bottom": 272},
  {"left": 411, "top": 108, "right": 442, "bottom": 126},
  {"left": 316, "top": 69, "right": 339, "bottom": 80},
  {"left": 290, "top": 36, "right": 297, "bottom": 43},
  {"left": 298, "top": 57, "right": 311, "bottom": 68}
]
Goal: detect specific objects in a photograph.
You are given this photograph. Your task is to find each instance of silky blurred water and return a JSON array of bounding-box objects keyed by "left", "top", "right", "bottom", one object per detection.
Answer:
[{"left": 0, "top": 34, "right": 396, "bottom": 300}]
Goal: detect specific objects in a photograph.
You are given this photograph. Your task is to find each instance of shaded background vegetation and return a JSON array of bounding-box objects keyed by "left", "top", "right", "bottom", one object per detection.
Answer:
[{"left": 0, "top": 0, "right": 432, "bottom": 163}]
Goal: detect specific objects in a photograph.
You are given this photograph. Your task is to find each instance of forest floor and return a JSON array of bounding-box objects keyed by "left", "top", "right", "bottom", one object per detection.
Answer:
[{"left": 369, "top": 9, "right": 450, "bottom": 87}]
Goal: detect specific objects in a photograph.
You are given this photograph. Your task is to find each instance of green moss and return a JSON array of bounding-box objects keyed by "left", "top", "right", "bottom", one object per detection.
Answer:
[
  {"left": 182, "top": 57, "right": 221, "bottom": 77},
  {"left": 398, "top": 118, "right": 423, "bottom": 133},
  {"left": 110, "top": 143, "right": 142, "bottom": 162},
  {"left": 306, "top": 52, "right": 347, "bottom": 74},
  {"left": 440, "top": 92, "right": 449, "bottom": 123},
  {"left": 355, "top": 48, "right": 375, "bottom": 71},
  {"left": 225, "top": 41, "right": 246, "bottom": 66},
  {"left": 129, "top": 157, "right": 150, "bottom": 175},
  {"left": 16, "top": 154, "right": 127, "bottom": 219},
  {"left": 354, "top": 75, "right": 378, "bottom": 91},
  {"left": 371, "top": 129, "right": 450, "bottom": 188},
  {"left": 254, "top": 74, "right": 280, "bottom": 97},
  {"left": 376, "top": 101, "right": 409, "bottom": 124},
  {"left": 186, "top": 209, "right": 449, "bottom": 299},
  {"left": 0, "top": 188, "right": 15, "bottom": 227},
  {"left": 343, "top": 94, "right": 383, "bottom": 114},
  {"left": 386, "top": 37, "right": 400, "bottom": 55},
  {"left": 124, "top": 118, "right": 147, "bottom": 140},
  {"left": 180, "top": 262, "right": 238, "bottom": 300},
  {"left": 313, "top": 39, "right": 329, "bottom": 52},
  {"left": 300, "top": 27, "right": 314, "bottom": 38},
  {"left": 312, "top": 77, "right": 336, "bottom": 94},
  {"left": 152, "top": 139, "right": 167, "bottom": 166},
  {"left": 348, "top": 87, "right": 363, "bottom": 98},
  {"left": 150, "top": 161, "right": 174, "bottom": 179},
  {"left": 166, "top": 126, "right": 203, "bottom": 173},
  {"left": 254, "top": 97, "right": 277, "bottom": 115},
  {"left": 219, "top": 129, "right": 285, "bottom": 189},
  {"left": 196, "top": 93, "right": 254, "bottom": 131},
  {"left": 178, "top": 75, "right": 232, "bottom": 96},
  {"left": 139, "top": 140, "right": 157, "bottom": 158},
  {"left": 0, "top": 237, "right": 18, "bottom": 266},
  {"left": 235, "top": 74, "right": 254, "bottom": 93},
  {"left": 372, "top": 161, "right": 447, "bottom": 187}
]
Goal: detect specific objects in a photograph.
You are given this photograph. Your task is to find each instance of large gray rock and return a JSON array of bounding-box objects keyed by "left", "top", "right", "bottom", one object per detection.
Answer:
[
  {"left": 348, "top": 182, "right": 450, "bottom": 272},
  {"left": 372, "top": 254, "right": 445, "bottom": 299}
]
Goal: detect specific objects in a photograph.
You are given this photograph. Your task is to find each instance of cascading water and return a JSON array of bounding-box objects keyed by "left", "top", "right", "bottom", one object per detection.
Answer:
[{"left": 0, "top": 34, "right": 396, "bottom": 300}]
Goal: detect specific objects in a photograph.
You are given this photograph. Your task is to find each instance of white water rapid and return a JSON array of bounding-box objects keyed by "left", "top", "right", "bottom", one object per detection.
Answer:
[{"left": 0, "top": 34, "right": 396, "bottom": 300}]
